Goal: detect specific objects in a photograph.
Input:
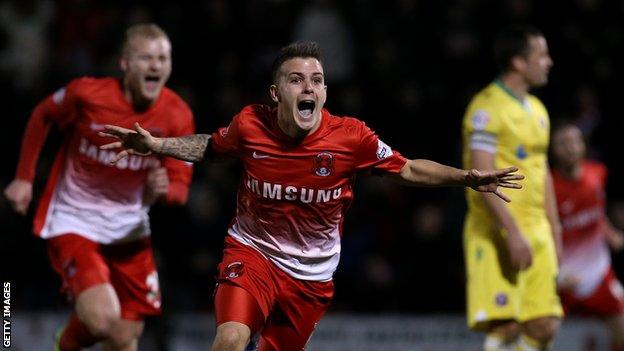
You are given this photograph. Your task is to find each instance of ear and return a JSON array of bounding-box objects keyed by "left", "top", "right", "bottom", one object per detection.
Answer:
[
  {"left": 269, "top": 84, "right": 280, "bottom": 103},
  {"left": 510, "top": 56, "right": 526, "bottom": 72},
  {"left": 120, "top": 57, "right": 128, "bottom": 72}
]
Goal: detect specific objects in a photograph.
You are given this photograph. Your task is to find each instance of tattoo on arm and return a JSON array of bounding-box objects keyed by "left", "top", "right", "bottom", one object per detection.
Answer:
[{"left": 160, "top": 134, "right": 210, "bottom": 162}]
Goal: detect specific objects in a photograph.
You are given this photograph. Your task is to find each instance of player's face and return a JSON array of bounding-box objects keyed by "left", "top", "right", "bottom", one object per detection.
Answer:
[
  {"left": 271, "top": 58, "right": 327, "bottom": 137},
  {"left": 121, "top": 36, "right": 172, "bottom": 103},
  {"left": 552, "top": 125, "right": 585, "bottom": 167},
  {"left": 520, "top": 35, "right": 553, "bottom": 87}
]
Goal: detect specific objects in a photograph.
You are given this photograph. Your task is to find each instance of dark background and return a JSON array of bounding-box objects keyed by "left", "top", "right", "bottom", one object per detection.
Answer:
[{"left": 1, "top": 0, "right": 623, "bottom": 318}]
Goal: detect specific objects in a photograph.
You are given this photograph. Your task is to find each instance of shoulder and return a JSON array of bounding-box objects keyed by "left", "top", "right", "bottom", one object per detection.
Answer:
[
  {"left": 238, "top": 104, "right": 271, "bottom": 118},
  {"left": 469, "top": 83, "right": 503, "bottom": 106},
  {"left": 69, "top": 76, "right": 115, "bottom": 90},
  {"left": 584, "top": 160, "right": 607, "bottom": 180},
  {"left": 528, "top": 94, "right": 548, "bottom": 113},
  {"left": 323, "top": 110, "right": 367, "bottom": 136},
  {"left": 464, "top": 84, "right": 504, "bottom": 121},
  {"left": 463, "top": 85, "right": 507, "bottom": 134},
  {"left": 160, "top": 87, "right": 193, "bottom": 118},
  {"left": 233, "top": 104, "right": 272, "bottom": 127},
  {"left": 64, "top": 76, "right": 114, "bottom": 97}
]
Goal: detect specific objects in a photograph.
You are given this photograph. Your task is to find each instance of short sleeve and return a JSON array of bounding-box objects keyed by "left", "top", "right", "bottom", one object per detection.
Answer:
[
  {"left": 211, "top": 112, "right": 242, "bottom": 157},
  {"left": 353, "top": 121, "right": 407, "bottom": 174},
  {"left": 463, "top": 105, "right": 502, "bottom": 154},
  {"left": 45, "top": 78, "right": 88, "bottom": 128}
]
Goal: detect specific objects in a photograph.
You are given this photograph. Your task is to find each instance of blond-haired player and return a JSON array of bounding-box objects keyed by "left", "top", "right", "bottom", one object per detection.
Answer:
[{"left": 4, "top": 23, "right": 194, "bottom": 351}]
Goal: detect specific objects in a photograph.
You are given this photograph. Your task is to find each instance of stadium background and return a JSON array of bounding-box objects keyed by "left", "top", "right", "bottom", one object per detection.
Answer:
[{"left": 0, "top": 0, "right": 622, "bottom": 349}]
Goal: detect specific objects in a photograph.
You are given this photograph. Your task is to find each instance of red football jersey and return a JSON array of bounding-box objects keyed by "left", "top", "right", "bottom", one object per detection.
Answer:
[
  {"left": 16, "top": 77, "right": 194, "bottom": 243},
  {"left": 552, "top": 161, "right": 610, "bottom": 297},
  {"left": 211, "top": 105, "right": 407, "bottom": 281}
]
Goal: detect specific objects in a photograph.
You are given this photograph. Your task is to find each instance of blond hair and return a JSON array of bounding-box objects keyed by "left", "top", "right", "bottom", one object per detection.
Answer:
[{"left": 122, "top": 23, "right": 170, "bottom": 57}]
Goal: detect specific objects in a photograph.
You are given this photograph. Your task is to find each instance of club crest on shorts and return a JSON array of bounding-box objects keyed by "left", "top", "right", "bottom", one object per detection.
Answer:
[
  {"left": 62, "top": 258, "right": 77, "bottom": 278},
  {"left": 225, "top": 261, "right": 244, "bottom": 279},
  {"left": 313, "top": 152, "right": 334, "bottom": 177}
]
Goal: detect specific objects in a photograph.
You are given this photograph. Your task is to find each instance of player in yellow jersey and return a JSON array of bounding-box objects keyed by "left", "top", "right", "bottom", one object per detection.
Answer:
[{"left": 462, "top": 25, "right": 563, "bottom": 351}]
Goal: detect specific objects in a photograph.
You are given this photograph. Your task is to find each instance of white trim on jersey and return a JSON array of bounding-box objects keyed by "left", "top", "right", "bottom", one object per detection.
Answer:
[
  {"left": 559, "top": 234, "right": 610, "bottom": 298},
  {"left": 469, "top": 131, "right": 498, "bottom": 154},
  {"left": 228, "top": 220, "right": 340, "bottom": 282},
  {"left": 40, "top": 158, "right": 151, "bottom": 244}
]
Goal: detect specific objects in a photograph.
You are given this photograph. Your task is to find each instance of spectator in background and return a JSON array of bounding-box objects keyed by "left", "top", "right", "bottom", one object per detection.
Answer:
[{"left": 0, "top": 0, "right": 53, "bottom": 93}]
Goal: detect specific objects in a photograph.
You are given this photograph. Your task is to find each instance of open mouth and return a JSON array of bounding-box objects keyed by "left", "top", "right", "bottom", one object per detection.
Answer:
[
  {"left": 144, "top": 75, "right": 161, "bottom": 91},
  {"left": 297, "top": 100, "right": 315, "bottom": 118}
]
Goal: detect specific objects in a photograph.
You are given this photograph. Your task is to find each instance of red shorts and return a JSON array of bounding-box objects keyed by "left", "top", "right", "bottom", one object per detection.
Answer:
[
  {"left": 214, "top": 236, "right": 334, "bottom": 350},
  {"left": 560, "top": 267, "right": 624, "bottom": 317},
  {"left": 47, "top": 233, "right": 161, "bottom": 320}
]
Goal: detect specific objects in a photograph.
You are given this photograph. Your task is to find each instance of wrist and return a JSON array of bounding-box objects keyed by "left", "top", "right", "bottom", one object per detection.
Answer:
[
  {"left": 153, "top": 138, "right": 164, "bottom": 154},
  {"left": 14, "top": 178, "right": 33, "bottom": 186},
  {"left": 462, "top": 169, "right": 473, "bottom": 187}
]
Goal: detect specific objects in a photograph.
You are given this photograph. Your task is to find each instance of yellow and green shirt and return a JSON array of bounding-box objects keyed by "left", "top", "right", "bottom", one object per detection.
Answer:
[{"left": 462, "top": 80, "right": 550, "bottom": 223}]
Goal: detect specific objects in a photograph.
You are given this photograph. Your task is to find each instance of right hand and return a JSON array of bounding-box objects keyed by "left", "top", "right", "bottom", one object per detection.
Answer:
[
  {"left": 4, "top": 179, "right": 33, "bottom": 215},
  {"left": 99, "top": 123, "right": 162, "bottom": 164},
  {"left": 557, "top": 273, "right": 580, "bottom": 291},
  {"left": 143, "top": 167, "right": 170, "bottom": 206},
  {"left": 506, "top": 229, "right": 533, "bottom": 270}
]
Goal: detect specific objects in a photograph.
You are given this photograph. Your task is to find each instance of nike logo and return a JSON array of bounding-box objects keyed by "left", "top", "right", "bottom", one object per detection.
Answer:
[
  {"left": 252, "top": 151, "right": 270, "bottom": 159},
  {"left": 90, "top": 122, "right": 106, "bottom": 131}
]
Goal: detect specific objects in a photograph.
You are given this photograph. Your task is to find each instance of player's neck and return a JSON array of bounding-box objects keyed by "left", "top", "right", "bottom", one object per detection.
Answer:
[
  {"left": 558, "top": 163, "right": 582, "bottom": 180},
  {"left": 276, "top": 111, "right": 319, "bottom": 140},
  {"left": 499, "top": 74, "right": 529, "bottom": 101},
  {"left": 123, "top": 82, "right": 156, "bottom": 113}
]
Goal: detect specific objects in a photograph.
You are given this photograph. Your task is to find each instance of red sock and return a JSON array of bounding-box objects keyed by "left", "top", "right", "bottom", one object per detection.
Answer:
[{"left": 59, "top": 312, "right": 103, "bottom": 351}]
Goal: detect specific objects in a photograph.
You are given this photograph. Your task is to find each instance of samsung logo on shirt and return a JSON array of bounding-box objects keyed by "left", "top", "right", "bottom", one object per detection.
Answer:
[
  {"left": 79, "top": 137, "right": 160, "bottom": 170},
  {"left": 244, "top": 175, "right": 343, "bottom": 203}
]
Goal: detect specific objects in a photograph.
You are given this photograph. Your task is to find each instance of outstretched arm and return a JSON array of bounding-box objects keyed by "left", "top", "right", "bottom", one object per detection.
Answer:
[
  {"left": 100, "top": 123, "right": 210, "bottom": 163},
  {"left": 388, "top": 158, "right": 524, "bottom": 202}
]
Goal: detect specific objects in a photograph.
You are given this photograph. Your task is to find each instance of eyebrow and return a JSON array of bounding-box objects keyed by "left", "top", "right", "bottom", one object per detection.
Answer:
[{"left": 286, "top": 72, "right": 324, "bottom": 77}]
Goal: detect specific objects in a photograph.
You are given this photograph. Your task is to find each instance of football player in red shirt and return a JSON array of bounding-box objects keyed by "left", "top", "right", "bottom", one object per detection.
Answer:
[
  {"left": 101, "top": 42, "right": 523, "bottom": 351},
  {"left": 551, "top": 122, "right": 624, "bottom": 351},
  {"left": 4, "top": 24, "right": 194, "bottom": 351}
]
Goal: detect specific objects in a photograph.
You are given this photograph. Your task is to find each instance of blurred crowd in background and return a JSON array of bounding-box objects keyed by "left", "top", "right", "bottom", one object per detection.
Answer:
[{"left": 1, "top": 0, "right": 624, "bottom": 318}]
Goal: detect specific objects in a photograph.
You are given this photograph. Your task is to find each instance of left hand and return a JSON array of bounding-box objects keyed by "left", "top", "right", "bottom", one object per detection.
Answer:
[
  {"left": 466, "top": 166, "right": 524, "bottom": 203},
  {"left": 99, "top": 123, "right": 162, "bottom": 164},
  {"left": 143, "top": 167, "right": 169, "bottom": 205},
  {"left": 605, "top": 223, "right": 624, "bottom": 252}
]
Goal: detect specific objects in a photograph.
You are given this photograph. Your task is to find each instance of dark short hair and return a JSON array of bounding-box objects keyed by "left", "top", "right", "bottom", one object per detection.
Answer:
[
  {"left": 493, "top": 25, "right": 543, "bottom": 73},
  {"left": 271, "top": 42, "right": 322, "bottom": 83},
  {"left": 550, "top": 118, "right": 579, "bottom": 136}
]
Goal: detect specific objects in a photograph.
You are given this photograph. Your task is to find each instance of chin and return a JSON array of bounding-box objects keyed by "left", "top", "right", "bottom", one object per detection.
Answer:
[
  {"left": 141, "top": 89, "right": 162, "bottom": 101},
  {"left": 296, "top": 116, "right": 320, "bottom": 131}
]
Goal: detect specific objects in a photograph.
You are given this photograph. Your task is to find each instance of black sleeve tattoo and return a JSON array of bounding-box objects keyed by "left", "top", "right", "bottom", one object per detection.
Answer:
[{"left": 160, "top": 134, "right": 211, "bottom": 162}]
